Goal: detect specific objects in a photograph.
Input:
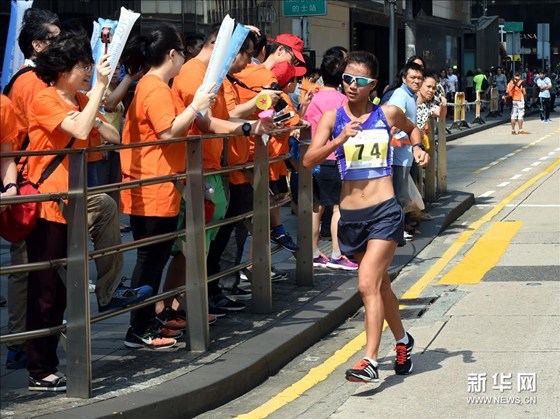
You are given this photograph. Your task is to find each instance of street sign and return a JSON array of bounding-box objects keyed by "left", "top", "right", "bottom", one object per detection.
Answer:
[
  {"left": 504, "top": 21, "right": 523, "bottom": 32},
  {"left": 282, "top": 0, "right": 327, "bottom": 17}
]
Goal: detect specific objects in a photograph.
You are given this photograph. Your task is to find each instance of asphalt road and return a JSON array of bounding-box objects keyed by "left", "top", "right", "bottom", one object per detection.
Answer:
[{"left": 198, "top": 114, "right": 560, "bottom": 419}]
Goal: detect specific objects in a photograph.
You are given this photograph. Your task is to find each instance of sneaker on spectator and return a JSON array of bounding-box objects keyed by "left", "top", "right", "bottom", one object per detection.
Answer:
[
  {"left": 271, "top": 265, "right": 288, "bottom": 281},
  {"left": 227, "top": 287, "right": 252, "bottom": 300},
  {"left": 271, "top": 230, "right": 299, "bottom": 252},
  {"left": 394, "top": 332, "right": 415, "bottom": 375},
  {"left": 156, "top": 326, "right": 183, "bottom": 339},
  {"left": 313, "top": 253, "right": 330, "bottom": 268},
  {"left": 6, "top": 347, "right": 27, "bottom": 369},
  {"left": 99, "top": 285, "right": 153, "bottom": 312},
  {"left": 28, "top": 374, "right": 66, "bottom": 392},
  {"left": 124, "top": 326, "right": 176, "bottom": 349},
  {"left": 240, "top": 270, "right": 250, "bottom": 282},
  {"left": 326, "top": 255, "right": 358, "bottom": 271},
  {"left": 156, "top": 306, "right": 186, "bottom": 330},
  {"left": 345, "top": 358, "right": 379, "bottom": 383},
  {"left": 209, "top": 294, "right": 245, "bottom": 312},
  {"left": 404, "top": 231, "right": 413, "bottom": 241}
]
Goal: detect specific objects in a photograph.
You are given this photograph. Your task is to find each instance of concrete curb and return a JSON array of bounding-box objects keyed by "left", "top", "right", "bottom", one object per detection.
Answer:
[{"left": 49, "top": 191, "right": 474, "bottom": 419}]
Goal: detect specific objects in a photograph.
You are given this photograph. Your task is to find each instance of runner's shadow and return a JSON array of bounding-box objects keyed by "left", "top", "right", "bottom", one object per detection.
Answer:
[{"left": 352, "top": 348, "right": 475, "bottom": 397}]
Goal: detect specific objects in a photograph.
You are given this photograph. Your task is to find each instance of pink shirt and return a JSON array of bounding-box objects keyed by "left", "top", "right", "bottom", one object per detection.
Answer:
[{"left": 304, "top": 89, "right": 347, "bottom": 160}]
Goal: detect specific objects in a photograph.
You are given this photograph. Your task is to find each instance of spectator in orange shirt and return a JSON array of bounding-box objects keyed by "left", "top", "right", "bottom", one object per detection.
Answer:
[
  {"left": 0, "top": 94, "right": 19, "bottom": 206},
  {"left": 166, "top": 24, "right": 274, "bottom": 317},
  {"left": 205, "top": 29, "right": 278, "bottom": 300},
  {"left": 119, "top": 24, "right": 216, "bottom": 348},
  {"left": 25, "top": 31, "right": 153, "bottom": 392},
  {"left": 2, "top": 8, "right": 59, "bottom": 371},
  {"left": 235, "top": 34, "right": 306, "bottom": 254}
]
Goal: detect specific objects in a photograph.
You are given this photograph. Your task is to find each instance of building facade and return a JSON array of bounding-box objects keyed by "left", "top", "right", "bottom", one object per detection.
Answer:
[{"left": 2, "top": 0, "right": 477, "bottom": 94}]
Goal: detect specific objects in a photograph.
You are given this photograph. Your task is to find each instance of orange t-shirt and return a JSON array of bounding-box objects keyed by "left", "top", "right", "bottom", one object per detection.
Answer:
[
  {"left": 235, "top": 65, "right": 276, "bottom": 164},
  {"left": 1, "top": 94, "right": 18, "bottom": 146},
  {"left": 267, "top": 92, "right": 299, "bottom": 180},
  {"left": 27, "top": 88, "right": 103, "bottom": 224},
  {"left": 7, "top": 68, "right": 101, "bottom": 163},
  {"left": 120, "top": 74, "right": 186, "bottom": 217},
  {"left": 235, "top": 64, "right": 300, "bottom": 180},
  {"left": 222, "top": 78, "right": 250, "bottom": 184},
  {"left": 7, "top": 68, "right": 47, "bottom": 150},
  {"left": 172, "top": 58, "right": 225, "bottom": 170}
]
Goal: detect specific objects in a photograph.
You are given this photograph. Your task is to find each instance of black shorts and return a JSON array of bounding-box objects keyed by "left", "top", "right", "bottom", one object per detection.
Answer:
[
  {"left": 269, "top": 176, "right": 289, "bottom": 196},
  {"left": 338, "top": 197, "right": 405, "bottom": 255},
  {"left": 313, "top": 161, "right": 341, "bottom": 206}
]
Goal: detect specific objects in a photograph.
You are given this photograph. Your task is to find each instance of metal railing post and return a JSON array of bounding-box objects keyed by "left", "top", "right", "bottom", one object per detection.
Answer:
[
  {"left": 252, "top": 135, "right": 272, "bottom": 314},
  {"left": 185, "top": 138, "right": 209, "bottom": 351},
  {"left": 65, "top": 150, "right": 92, "bottom": 398},
  {"left": 296, "top": 138, "right": 313, "bottom": 286},
  {"left": 437, "top": 116, "right": 448, "bottom": 193},
  {"left": 424, "top": 119, "right": 437, "bottom": 202}
]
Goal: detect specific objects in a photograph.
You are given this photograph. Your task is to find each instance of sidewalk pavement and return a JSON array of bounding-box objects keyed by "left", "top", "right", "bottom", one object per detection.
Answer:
[{"left": 1, "top": 109, "right": 528, "bottom": 418}]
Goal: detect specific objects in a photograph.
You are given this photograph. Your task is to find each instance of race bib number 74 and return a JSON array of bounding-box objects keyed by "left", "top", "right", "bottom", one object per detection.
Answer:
[{"left": 343, "top": 129, "right": 389, "bottom": 169}]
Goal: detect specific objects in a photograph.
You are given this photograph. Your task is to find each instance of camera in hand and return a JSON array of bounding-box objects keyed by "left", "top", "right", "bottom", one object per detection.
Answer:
[{"left": 274, "top": 97, "right": 288, "bottom": 113}]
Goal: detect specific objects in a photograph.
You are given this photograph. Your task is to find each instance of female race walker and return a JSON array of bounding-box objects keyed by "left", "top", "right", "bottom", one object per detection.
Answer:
[{"left": 303, "top": 51, "right": 429, "bottom": 382}]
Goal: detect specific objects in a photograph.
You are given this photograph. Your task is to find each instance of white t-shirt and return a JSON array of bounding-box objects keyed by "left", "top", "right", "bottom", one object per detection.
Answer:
[
  {"left": 536, "top": 77, "right": 551, "bottom": 99},
  {"left": 447, "top": 74, "right": 458, "bottom": 93}
]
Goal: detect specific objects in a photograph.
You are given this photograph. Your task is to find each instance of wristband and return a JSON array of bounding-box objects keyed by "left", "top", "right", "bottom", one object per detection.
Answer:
[
  {"left": 187, "top": 105, "right": 200, "bottom": 118},
  {"left": 3, "top": 183, "right": 18, "bottom": 192}
]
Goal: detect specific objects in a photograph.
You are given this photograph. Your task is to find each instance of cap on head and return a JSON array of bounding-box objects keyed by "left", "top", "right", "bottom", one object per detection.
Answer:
[
  {"left": 271, "top": 61, "right": 305, "bottom": 87},
  {"left": 271, "top": 34, "right": 305, "bottom": 64}
]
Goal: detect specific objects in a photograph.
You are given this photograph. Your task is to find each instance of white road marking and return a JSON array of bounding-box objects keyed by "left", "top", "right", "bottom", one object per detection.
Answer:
[
  {"left": 510, "top": 174, "right": 522, "bottom": 180},
  {"left": 478, "top": 190, "right": 495, "bottom": 197},
  {"left": 497, "top": 182, "right": 510, "bottom": 187}
]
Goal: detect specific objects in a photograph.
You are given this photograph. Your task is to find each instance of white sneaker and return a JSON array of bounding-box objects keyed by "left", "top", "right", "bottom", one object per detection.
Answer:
[{"left": 404, "top": 231, "right": 413, "bottom": 241}]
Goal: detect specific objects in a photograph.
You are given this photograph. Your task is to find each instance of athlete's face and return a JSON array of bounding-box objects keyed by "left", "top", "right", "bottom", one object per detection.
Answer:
[{"left": 342, "top": 62, "right": 377, "bottom": 103}]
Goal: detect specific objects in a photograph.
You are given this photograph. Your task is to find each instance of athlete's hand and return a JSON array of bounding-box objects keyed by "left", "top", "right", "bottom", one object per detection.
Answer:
[{"left": 338, "top": 120, "right": 362, "bottom": 143}]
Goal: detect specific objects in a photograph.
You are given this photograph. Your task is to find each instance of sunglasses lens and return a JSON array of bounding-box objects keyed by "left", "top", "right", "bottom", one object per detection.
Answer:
[
  {"left": 355, "top": 77, "right": 370, "bottom": 87},
  {"left": 342, "top": 74, "right": 353, "bottom": 84}
]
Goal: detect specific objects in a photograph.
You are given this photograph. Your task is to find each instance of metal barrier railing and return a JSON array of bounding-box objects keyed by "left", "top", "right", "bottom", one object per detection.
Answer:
[
  {"left": 0, "top": 121, "right": 447, "bottom": 398},
  {"left": 0, "top": 127, "right": 316, "bottom": 398}
]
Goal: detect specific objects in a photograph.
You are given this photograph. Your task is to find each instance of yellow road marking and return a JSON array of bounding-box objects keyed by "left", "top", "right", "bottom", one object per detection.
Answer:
[
  {"left": 437, "top": 221, "right": 522, "bottom": 285},
  {"left": 236, "top": 158, "right": 559, "bottom": 418},
  {"left": 403, "top": 158, "right": 559, "bottom": 299}
]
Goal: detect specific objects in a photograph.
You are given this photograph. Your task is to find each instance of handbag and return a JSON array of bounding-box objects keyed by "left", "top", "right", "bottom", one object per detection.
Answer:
[{"left": 0, "top": 136, "right": 76, "bottom": 242}]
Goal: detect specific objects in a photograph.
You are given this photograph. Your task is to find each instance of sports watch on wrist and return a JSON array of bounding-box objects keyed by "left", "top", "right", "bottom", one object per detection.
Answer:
[
  {"left": 412, "top": 143, "right": 426, "bottom": 151},
  {"left": 241, "top": 122, "right": 252, "bottom": 136}
]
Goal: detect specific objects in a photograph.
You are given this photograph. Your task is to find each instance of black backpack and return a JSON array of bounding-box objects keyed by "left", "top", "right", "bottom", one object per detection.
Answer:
[{"left": 481, "top": 76, "right": 490, "bottom": 92}]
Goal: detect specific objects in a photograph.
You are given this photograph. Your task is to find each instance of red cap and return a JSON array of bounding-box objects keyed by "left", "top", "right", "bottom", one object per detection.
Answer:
[
  {"left": 271, "top": 62, "right": 300, "bottom": 88},
  {"left": 271, "top": 34, "right": 305, "bottom": 64}
]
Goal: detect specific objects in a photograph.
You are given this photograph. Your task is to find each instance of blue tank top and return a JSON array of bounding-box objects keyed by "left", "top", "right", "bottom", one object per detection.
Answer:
[{"left": 332, "top": 105, "right": 393, "bottom": 181}]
